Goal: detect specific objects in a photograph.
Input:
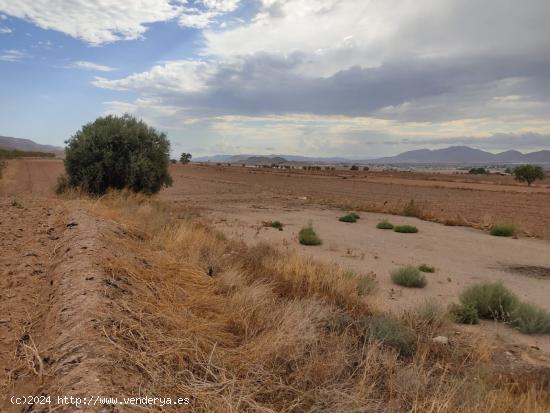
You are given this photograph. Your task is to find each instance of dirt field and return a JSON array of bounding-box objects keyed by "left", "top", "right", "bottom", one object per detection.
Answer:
[
  {"left": 2, "top": 159, "right": 550, "bottom": 411},
  {"left": 163, "top": 164, "right": 550, "bottom": 239}
]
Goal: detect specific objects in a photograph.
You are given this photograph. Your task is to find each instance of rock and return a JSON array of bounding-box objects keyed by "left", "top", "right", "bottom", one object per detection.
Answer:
[{"left": 432, "top": 336, "right": 449, "bottom": 345}]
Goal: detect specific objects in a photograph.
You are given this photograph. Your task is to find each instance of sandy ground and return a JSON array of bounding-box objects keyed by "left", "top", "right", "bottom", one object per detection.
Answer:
[{"left": 207, "top": 203, "right": 550, "bottom": 353}]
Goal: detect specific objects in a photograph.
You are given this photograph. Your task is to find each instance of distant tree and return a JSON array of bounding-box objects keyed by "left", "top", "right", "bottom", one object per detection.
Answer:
[
  {"left": 180, "top": 152, "right": 192, "bottom": 164},
  {"left": 468, "top": 167, "right": 488, "bottom": 175},
  {"left": 513, "top": 164, "right": 544, "bottom": 186},
  {"left": 350, "top": 165, "right": 359, "bottom": 171},
  {"left": 363, "top": 166, "right": 370, "bottom": 171},
  {"left": 170, "top": 159, "right": 177, "bottom": 164},
  {"left": 63, "top": 114, "right": 172, "bottom": 195}
]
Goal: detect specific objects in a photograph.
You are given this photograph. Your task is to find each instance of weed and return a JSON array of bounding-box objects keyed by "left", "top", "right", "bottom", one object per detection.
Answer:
[
  {"left": 11, "top": 199, "right": 23, "bottom": 208},
  {"left": 357, "top": 274, "right": 377, "bottom": 295},
  {"left": 418, "top": 264, "right": 435, "bottom": 273},
  {"left": 271, "top": 221, "right": 284, "bottom": 230},
  {"left": 391, "top": 266, "right": 427, "bottom": 288},
  {"left": 402, "top": 199, "right": 421, "bottom": 217},
  {"left": 449, "top": 303, "right": 479, "bottom": 324},
  {"left": 263, "top": 220, "right": 284, "bottom": 230},
  {"left": 298, "top": 225, "right": 322, "bottom": 246},
  {"left": 55, "top": 174, "right": 70, "bottom": 194},
  {"left": 490, "top": 224, "right": 517, "bottom": 237},
  {"left": 510, "top": 302, "right": 550, "bottom": 334},
  {"left": 376, "top": 220, "right": 394, "bottom": 230},
  {"left": 339, "top": 213, "right": 358, "bottom": 223},
  {"left": 417, "top": 299, "right": 447, "bottom": 327},
  {"left": 459, "top": 282, "right": 519, "bottom": 321},
  {"left": 394, "top": 225, "right": 418, "bottom": 233},
  {"left": 366, "top": 314, "right": 415, "bottom": 356}
]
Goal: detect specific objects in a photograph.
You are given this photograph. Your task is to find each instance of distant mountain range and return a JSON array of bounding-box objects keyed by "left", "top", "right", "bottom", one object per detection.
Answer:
[
  {"left": 373, "top": 146, "right": 550, "bottom": 164},
  {"left": 2, "top": 136, "right": 548, "bottom": 165},
  {"left": 196, "top": 146, "right": 550, "bottom": 165},
  {"left": 194, "top": 154, "right": 363, "bottom": 163},
  {"left": 0, "top": 136, "right": 64, "bottom": 157}
]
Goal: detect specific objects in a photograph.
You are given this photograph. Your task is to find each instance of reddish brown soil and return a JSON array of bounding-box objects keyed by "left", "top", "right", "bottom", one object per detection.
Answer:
[
  {"left": 3, "top": 159, "right": 549, "bottom": 239},
  {"left": 162, "top": 164, "right": 550, "bottom": 239}
]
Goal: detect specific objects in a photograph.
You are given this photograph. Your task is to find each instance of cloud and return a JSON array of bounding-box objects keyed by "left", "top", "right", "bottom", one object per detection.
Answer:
[
  {"left": 0, "top": 25, "right": 10, "bottom": 33},
  {"left": 70, "top": 60, "right": 117, "bottom": 72},
  {"left": 0, "top": 0, "right": 182, "bottom": 45},
  {"left": 86, "top": 0, "right": 550, "bottom": 155},
  {"left": 0, "top": 0, "right": 241, "bottom": 45},
  {"left": 0, "top": 49, "right": 30, "bottom": 62},
  {"left": 178, "top": 0, "right": 241, "bottom": 28}
]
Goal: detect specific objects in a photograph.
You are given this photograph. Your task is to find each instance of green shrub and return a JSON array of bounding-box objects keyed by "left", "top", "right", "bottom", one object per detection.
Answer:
[
  {"left": 418, "top": 264, "right": 435, "bottom": 273},
  {"left": 459, "top": 282, "right": 519, "bottom": 321},
  {"left": 510, "top": 302, "right": 550, "bottom": 334},
  {"left": 350, "top": 212, "right": 360, "bottom": 220},
  {"left": 299, "top": 226, "right": 322, "bottom": 246},
  {"left": 63, "top": 114, "right": 172, "bottom": 195},
  {"left": 270, "top": 221, "right": 284, "bottom": 230},
  {"left": 489, "top": 224, "right": 516, "bottom": 237},
  {"left": 449, "top": 303, "right": 479, "bottom": 325},
  {"left": 394, "top": 225, "right": 418, "bottom": 233},
  {"left": 376, "top": 220, "right": 394, "bottom": 230},
  {"left": 339, "top": 213, "right": 358, "bottom": 223},
  {"left": 366, "top": 315, "right": 415, "bottom": 356},
  {"left": 391, "top": 266, "right": 427, "bottom": 288}
]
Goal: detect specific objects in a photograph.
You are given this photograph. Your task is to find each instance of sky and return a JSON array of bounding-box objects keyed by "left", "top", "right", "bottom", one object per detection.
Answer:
[{"left": 0, "top": 0, "right": 549, "bottom": 158}]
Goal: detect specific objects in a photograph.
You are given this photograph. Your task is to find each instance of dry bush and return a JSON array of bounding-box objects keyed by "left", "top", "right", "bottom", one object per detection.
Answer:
[{"left": 82, "top": 192, "right": 550, "bottom": 412}]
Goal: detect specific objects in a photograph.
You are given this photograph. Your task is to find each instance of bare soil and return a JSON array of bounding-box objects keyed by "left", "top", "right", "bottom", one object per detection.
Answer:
[
  {"left": 1, "top": 159, "right": 550, "bottom": 410},
  {"left": 163, "top": 164, "right": 550, "bottom": 239}
]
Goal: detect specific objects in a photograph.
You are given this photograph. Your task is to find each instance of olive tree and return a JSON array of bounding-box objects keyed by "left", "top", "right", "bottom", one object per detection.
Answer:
[
  {"left": 513, "top": 164, "right": 544, "bottom": 186},
  {"left": 62, "top": 114, "right": 172, "bottom": 194}
]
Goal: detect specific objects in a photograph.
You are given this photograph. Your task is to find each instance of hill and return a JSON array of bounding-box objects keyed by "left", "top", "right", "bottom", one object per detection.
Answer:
[
  {"left": 374, "top": 146, "right": 550, "bottom": 164},
  {"left": 0, "top": 135, "right": 64, "bottom": 157}
]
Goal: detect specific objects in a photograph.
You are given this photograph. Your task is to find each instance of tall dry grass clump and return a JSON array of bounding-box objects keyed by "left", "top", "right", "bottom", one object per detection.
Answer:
[{"left": 81, "top": 191, "right": 550, "bottom": 412}]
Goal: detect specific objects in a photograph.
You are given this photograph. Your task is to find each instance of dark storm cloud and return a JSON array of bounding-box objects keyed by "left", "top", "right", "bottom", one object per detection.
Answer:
[{"left": 148, "top": 52, "right": 550, "bottom": 121}]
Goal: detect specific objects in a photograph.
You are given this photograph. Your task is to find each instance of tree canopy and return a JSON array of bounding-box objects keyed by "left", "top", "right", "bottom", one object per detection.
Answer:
[{"left": 63, "top": 114, "right": 172, "bottom": 194}]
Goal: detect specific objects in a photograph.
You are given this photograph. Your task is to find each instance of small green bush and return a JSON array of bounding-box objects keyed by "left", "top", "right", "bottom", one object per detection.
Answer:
[
  {"left": 350, "top": 212, "right": 360, "bottom": 220},
  {"left": 391, "top": 266, "right": 427, "bottom": 288},
  {"left": 394, "top": 225, "right": 418, "bottom": 233},
  {"left": 366, "top": 315, "right": 415, "bottom": 356},
  {"left": 339, "top": 213, "right": 358, "bottom": 223},
  {"left": 299, "top": 226, "right": 322, "bottom": 246},
  {"left": 459, "top": 282, "right": 519, "bottom": 321},
  {"left": 376, "top": 220, "right": 394, "bottom": 230},
  {"left": 418, "top": 264, "right": 435, "bottom": 273},
  {"left": 449, "top": 303, "right": 479, "bottom": 325},
  {"left": 510, "top": 302, "right": 550, "bottom": 334},
  {"left": 270, "top": 221, "right": 284, "bottom": 230},
  {"left": 489, "top": 224, "right": 517, "bottom": 237}
]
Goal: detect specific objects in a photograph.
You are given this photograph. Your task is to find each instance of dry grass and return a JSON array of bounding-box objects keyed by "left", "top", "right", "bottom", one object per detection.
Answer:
[{"left": 82, "top": 191, "right": 550, "bottom": 412}]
